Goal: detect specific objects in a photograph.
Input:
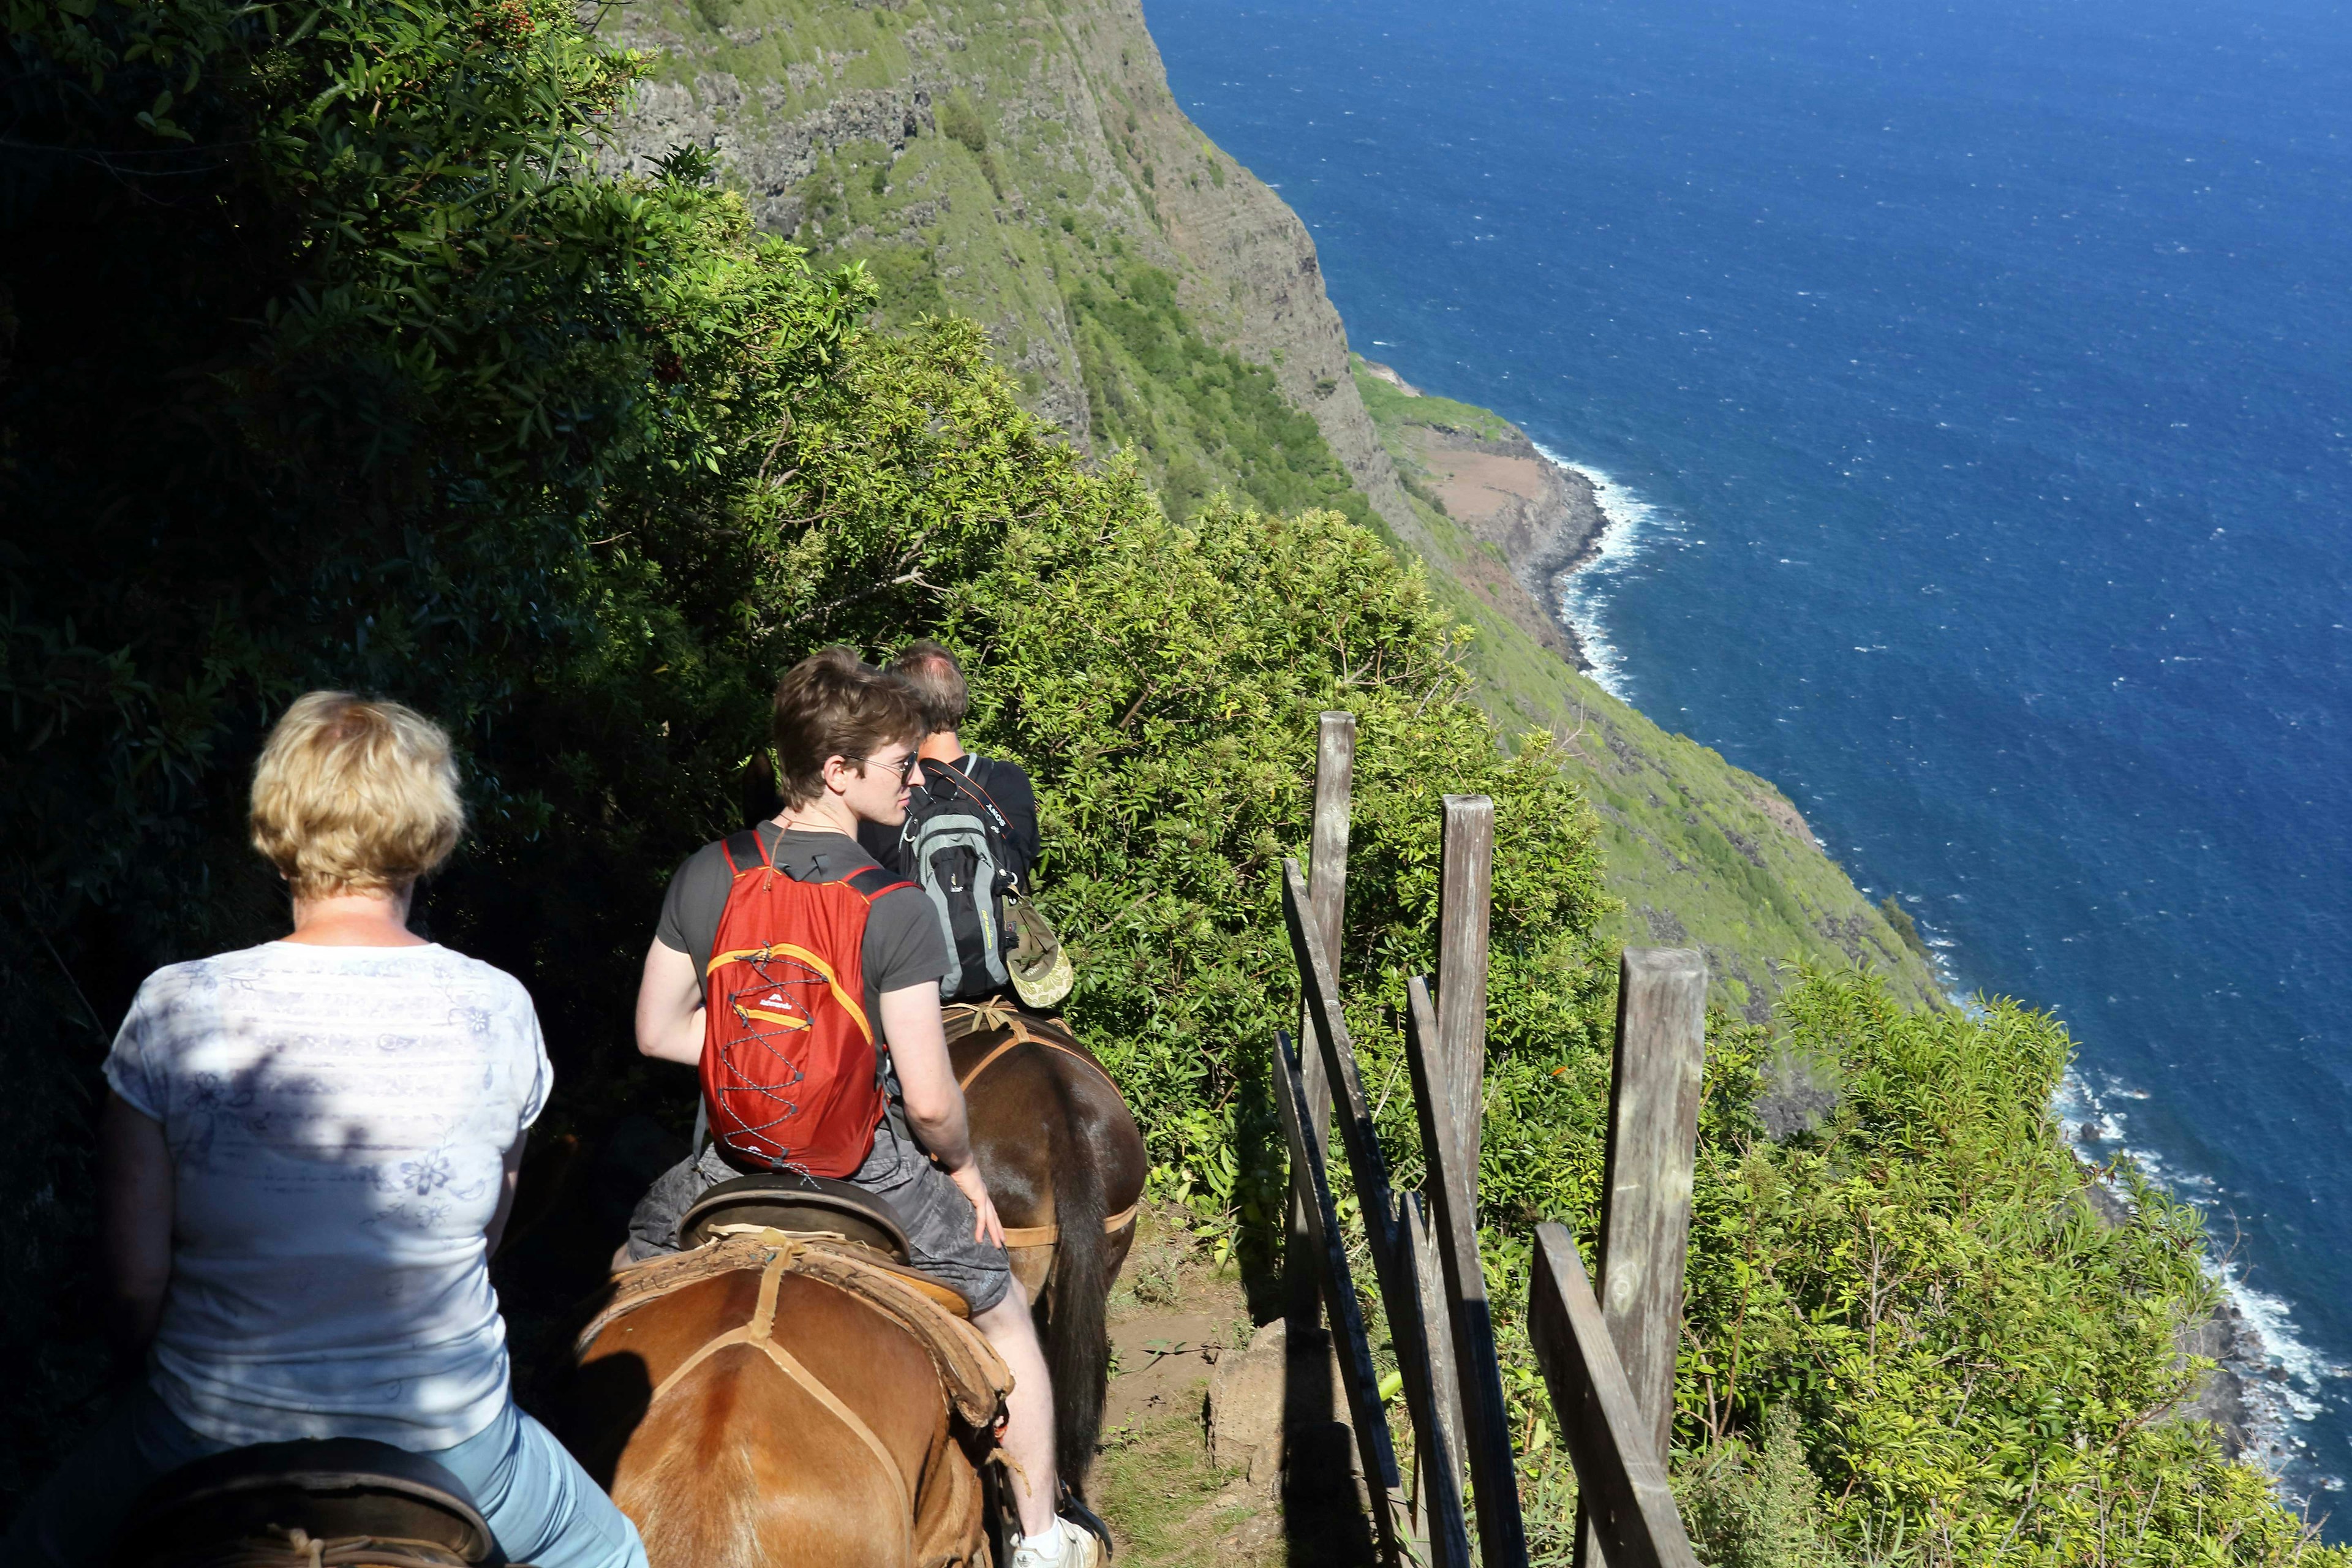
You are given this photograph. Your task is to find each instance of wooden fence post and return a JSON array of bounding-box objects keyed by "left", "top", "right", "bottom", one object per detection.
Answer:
[
  {"left": 1436, "top": 796, "right": 1494, "bottom": 1208},
  {"left": 1529, "top": 1224, "right": 1703, "bottom": 1568},
  {"left": 1265, "top": 722, "right": 1709, "bottom": 1568},
  {"left": 1287, "top": 712, "right": 1355, "bottom": 1335},
  {"left": 1398, "top": 1189, "right": 1464, "bottom": 1528},
  {"left": 1574, "top": 948, "right": 1709, "bottom": 1568},
  {"left": 1404, "top": 982, "right": 1529, "bottom": 1562}
]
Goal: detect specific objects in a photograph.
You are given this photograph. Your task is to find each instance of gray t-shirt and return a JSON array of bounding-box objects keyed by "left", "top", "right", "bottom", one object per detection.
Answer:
[{"left": 654, "top": 824, "right": 949, "bottom": 1038}]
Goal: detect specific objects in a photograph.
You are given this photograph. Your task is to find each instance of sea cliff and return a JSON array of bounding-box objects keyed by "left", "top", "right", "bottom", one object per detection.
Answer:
[{"left": 599, "top": 0, "right": 1945, "bottom": 1014}]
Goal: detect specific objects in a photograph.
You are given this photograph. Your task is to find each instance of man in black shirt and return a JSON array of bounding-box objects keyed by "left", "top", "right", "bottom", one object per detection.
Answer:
[{"left": 861, "top": 640, "right": 1044, "bottom": 1002}]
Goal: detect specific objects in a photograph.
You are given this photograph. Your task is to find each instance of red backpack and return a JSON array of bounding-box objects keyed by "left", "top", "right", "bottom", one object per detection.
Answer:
[{"left": 699, "top": 829, "right": 913, "bottom": 1177}]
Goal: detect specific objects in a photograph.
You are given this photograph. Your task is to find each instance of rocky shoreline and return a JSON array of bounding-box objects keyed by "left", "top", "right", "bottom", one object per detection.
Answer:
[
  {"left": 1360, "top": 358, "right": 1611, "bottom": 669},
  {"left": 2078, "top": 1175, "right": 2266, "bottom": 1464}
]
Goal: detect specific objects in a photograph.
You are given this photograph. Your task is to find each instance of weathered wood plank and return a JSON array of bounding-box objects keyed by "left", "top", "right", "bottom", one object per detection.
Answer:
[
  {"left": 1599, "top": 949, "right": 1709, "bottom": 1453},
  {"left": 1400, "top": 1189, "right": 1465, "bottom": 1519},
  {"left": 1404, "top": 976, "right": 1529, "bottom": 1566},
  {"left": 1287, "top": 712, "right": 1356, "bottom": 1334},
  {"left": 1272, "top": 1027, "right": 1406, "bottom": 1568},
  {"left": 1303, "top": 710, "right": 1357, "bottom": 1150},
  {"left": 1394, "top": 1191, "right": 1474, "bottom": 1568},
  {"left": 1281, "top": 857, "right": 1392, "bottom": 1226},
  {"left": 1436, "top": 795, "right": 1494, "bottom": 1210},
  {"left": 1529, "top": 1223, "right": 1703, "bottom": 1568},
  {"left": 1575, "top": 948, "right": 1708, "bottom": 1568}
]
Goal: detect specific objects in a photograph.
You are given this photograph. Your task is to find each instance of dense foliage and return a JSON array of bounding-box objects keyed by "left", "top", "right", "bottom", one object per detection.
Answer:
[
  {"left": 1566, "top": 978, "right": 2329, "bottom": 1565},
  {"left": 3, "top": 0, "right": 954, "bottom": 1492},
  {"left": 2, "top": 1, "right": 2337, "bottom": 1563}
]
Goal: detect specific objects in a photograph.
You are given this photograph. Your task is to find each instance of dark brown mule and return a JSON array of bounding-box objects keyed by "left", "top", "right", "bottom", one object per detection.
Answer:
[
  {"left": 945, "top": 1002, "right": 1148, "bottom": 1494},
  {"left": 569, "top": 1232, "right": 1009, "bottom": 1568}
]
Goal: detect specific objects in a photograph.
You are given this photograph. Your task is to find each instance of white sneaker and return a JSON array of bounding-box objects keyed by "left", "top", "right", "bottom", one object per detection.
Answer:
[{"left": 1011, "top": 1518, "right": 1105, "bottom": 1568}]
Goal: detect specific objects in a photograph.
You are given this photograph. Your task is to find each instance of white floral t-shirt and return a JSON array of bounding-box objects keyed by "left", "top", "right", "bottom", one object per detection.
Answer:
[{"left": 103, "top": 941, "right": 550, "bottom": 1450}]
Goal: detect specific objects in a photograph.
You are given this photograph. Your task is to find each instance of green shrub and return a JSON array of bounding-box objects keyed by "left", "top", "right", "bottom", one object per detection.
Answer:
[
  {"left": 953, "top": 497, "right": 1617, "bottom": 1258},
  {"left": 1880, "top": 895, "right": 1932, "bottom": 960},
  {"left": 1680, "top": 1409, "right": 1846, "bottom": 1568},
  {"left": 939, "top": 92, "right": 988, "bottom": 154}
]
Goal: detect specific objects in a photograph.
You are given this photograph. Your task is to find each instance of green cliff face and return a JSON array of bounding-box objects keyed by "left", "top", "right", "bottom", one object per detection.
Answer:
[{"left": 603, "top": 0, "right": 1947, "bottom": 1014}]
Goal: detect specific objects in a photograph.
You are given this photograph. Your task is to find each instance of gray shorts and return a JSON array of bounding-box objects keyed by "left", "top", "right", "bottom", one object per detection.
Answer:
[{"left": 624, "top": 1103, "right": 1014, "bottom": 1316}]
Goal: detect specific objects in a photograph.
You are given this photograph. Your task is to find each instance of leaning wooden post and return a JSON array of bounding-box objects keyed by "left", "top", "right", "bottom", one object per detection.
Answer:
[
  {"left": 1404, "top": 976, "right": 1528, "bottom": 1566},
  {"left": 1574, "top": 948, "right": 1709, "bottom": 1568},
  {"left": 1286, "top": 712, "right": 1355, "bottom": 1335},
  {"left": 1283, "top": 862, "right": 1468, "bottom": 1566},
  {"left": 1272, "top": 1028, "right": 1408, "bottom": 1568},
  {"left": 1529, "top": 1224, "right": 1703, "bottom": 1568},
  {"left": 1400, "top": 794, "right": 1529, "bottom": 1563}
]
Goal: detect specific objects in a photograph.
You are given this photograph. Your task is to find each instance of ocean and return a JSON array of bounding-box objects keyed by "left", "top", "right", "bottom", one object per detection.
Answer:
[{"left": 1148, "top": 0, "right": 2352, "bottom": 1513}]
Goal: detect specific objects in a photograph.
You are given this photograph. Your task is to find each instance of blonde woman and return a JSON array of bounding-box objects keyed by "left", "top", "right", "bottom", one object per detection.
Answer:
[{"left": 7, "top": 693, "right": 646, "bottom": 1568}]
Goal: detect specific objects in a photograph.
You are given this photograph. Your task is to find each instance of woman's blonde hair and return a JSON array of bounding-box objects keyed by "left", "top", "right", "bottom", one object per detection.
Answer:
[{"left": 249, "top": 692, "right": 465, "bottom": 900}]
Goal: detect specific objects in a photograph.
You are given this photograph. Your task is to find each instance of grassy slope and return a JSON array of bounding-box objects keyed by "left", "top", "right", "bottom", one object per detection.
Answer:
[
  {"left": 609, "top": 0, "right": 1945, "bottom": 1015},
  {"left": 1352, "top": 361, "right": 1950, "bottom": 1017}
]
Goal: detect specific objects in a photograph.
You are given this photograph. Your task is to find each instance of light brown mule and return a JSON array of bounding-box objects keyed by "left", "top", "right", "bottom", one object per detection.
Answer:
[
  {"left": 570, "top": 1233, "right": 1008, "bottom": 1568},
  {"left": 946, "top": 1003, "right": 1148, "bottom": 1495}
]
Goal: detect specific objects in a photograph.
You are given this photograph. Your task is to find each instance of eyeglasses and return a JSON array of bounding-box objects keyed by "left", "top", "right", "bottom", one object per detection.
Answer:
[{"left": 860, "top": 753, "right": 921, "bottom": 783}]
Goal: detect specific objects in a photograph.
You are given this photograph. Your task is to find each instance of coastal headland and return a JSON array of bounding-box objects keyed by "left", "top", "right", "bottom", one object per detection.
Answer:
[{"left": 1357, "top": 355, "right": 1609, "bottom": 669}]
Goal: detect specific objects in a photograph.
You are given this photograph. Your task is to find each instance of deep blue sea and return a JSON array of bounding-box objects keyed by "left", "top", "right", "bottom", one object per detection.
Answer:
[{"left": 1149, "top": 0, "right": 2352, "bottom": 1514}]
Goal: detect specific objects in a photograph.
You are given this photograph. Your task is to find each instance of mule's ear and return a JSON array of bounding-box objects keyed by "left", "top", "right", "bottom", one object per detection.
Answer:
[{"left": 741, "top": 749, "right": 781, "bottom": 828}]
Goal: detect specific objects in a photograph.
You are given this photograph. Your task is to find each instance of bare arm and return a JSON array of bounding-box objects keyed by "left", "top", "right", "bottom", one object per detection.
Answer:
[
  {"left": 483, "top": 1136, "right": 527, "bottom": 1259},
  {"left": 100, "top": 1092, "right": 173, "bottom": 1361},
  {"left": 880, "top": 982, "right": 1005, "bottom": 1246},
  {"left": 636, "top": 937, "right": 706, "bottom": 1067}
]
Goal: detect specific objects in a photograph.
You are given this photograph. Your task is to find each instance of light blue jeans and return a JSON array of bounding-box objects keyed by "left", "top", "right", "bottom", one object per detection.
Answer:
[{"left": 5, "top": 1383, "right": 647, "bottom": 1568}]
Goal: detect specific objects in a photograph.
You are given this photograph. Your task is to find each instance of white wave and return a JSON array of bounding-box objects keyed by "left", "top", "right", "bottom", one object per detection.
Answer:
[
  {"left": 1528, "top": 444, "right": 1684, "bottom": 701},
  {"left": 2057, "top": 1067, "right": 2350, "bottom": 1494}
]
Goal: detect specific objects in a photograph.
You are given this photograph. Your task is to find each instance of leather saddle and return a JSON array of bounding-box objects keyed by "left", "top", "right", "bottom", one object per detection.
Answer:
[
  {"left": 113, "top": 1438, "right": 499, "bottom": 1568},
  {"left": 681, "top": 1171, "right": 913, "bottom": 1261}
]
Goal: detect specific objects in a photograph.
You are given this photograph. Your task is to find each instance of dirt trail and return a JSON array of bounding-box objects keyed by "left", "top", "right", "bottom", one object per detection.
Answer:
[{"left": 1086, "top": 1207, "right": 1286, "bottom": 1567}]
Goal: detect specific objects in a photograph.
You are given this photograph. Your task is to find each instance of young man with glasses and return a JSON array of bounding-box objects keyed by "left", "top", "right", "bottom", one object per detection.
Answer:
[{"left": 622, "top": 646, "right": 1097, "bottom": 1568}]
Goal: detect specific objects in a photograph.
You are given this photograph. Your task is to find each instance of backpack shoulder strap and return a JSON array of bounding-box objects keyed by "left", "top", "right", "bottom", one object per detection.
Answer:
[
  {"left": 845, "top": 864, "right": 914, "bottom": 903},
  {"left": 924, "top": 756, "right": 1011, "bottom": 835},
  {"left": 720, "top": 827, "right": 769, "bottom": 875}
]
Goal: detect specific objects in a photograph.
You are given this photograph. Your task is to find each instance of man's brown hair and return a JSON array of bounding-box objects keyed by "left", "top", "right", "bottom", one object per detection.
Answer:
[
  {"left": 771, "top": 646, "right": 924, "bottom": 809},
  {"left": 889, "top": 638, "right": 970, "bottom": 736}
]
